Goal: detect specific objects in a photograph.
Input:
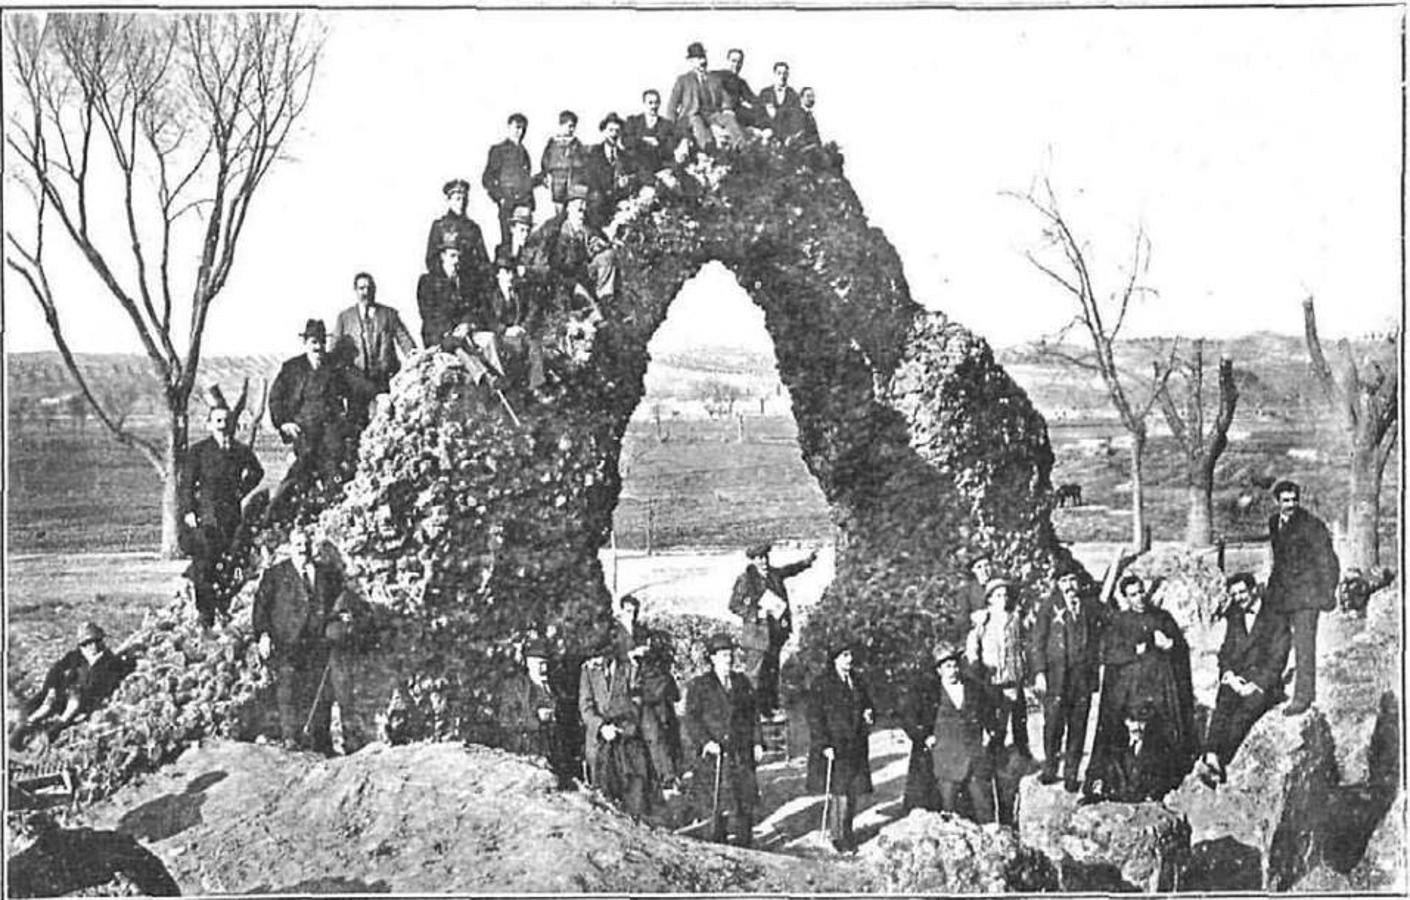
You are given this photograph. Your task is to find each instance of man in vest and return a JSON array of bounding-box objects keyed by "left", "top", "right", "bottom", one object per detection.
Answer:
[{"left": 1029, "top": 564, "right": 1104, "bottom": 792}]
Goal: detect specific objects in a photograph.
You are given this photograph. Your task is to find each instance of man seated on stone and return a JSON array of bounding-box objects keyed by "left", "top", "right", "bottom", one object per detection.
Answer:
[
  {"left": 424, "top": 179, "right": 494, "bottom": 279},
  {"left": 624, "top": 89, "right": 676, "bottom": 177},
  {"left": 586, "top": 112, "right": 634, "bottom": 228},
  {"left": 757, "top": 61, "right": 801, "bottom": 138},
  {"left": 10, "top": 623, "right": 135, "bottom": 751},
  {"left": 419, "top": 236, "right": 509, "bottom": 388},
  {"left": 1195, "top": 572, "right": 1292, "bottom": 787},
  {"left": 711, "top": 47, "right": 759, "bottom": 128},
  {"left": 788, "top": 86, "right": 820, "bottom": 148},
  {"left": 667, "top": 42, "right": 744, "bottom": 152},
  {"left": 525, "top": 184, "right": 619, "bottom": 318},
  {"left": 494, "top": 206, "right": 549, "bottom": 394},
  {"left": 1080, "top": 701, "right": 1181, "bottom": 804}
]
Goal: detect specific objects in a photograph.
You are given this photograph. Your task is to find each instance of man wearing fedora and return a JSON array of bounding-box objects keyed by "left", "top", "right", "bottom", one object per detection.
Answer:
[
  {"left": 579, "top": 630, "right": 653, "bottom": 819},
  {"left": 180, "top": 402, "right": 264, "bottom": 628},
  {"left": 1029, "top": 563, "right": 1104, "bottom": 792},
  {"left": 929, "top": 640, "right": 998, "bottom": 823},
  {"left": 482, "top": 113, "right": 536, "bottom": 246},
  {"left": 330, "top": 271, "right": 417, "bottom": 428},
  {"left": 728, "top": 541, "right": 818, "bottom": 717},
  {"left": 667, "top": 42, "right": 744, "bottom": 151},
  {"left": 587, "top": 112, "right": 633, "bottom": 228},
  {"left": 684, "top": 632, "right": 764, "bottom": 846},
  {"left": 496, "top": 637, "right": 561, "bottom": 765},
  {"left": 10, "top": 622, "right": 134, "bottom": 751},
  {"left": 494, "top": 206, "right": 548, "bottom": 394},
  {"left": 268, "top": 319, "right": 364, "bottom": 517},
  {"left": 806, "top": 644, "right": 873, "bottom": 852}
]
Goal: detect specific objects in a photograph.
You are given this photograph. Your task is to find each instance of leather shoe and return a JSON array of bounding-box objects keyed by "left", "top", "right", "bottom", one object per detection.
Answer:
[
  {"left": 1282, "top": 700, "right": 1311, "bottom": 716},
  {"left": 1063, "top": 778, "right": 1080, "bottom": 793},
  {"left": 1038, "top": 770, "right": 1060, "bottom": 785}
]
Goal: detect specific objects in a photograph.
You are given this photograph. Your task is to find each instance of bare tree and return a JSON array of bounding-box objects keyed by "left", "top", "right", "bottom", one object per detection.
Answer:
[
  {"left": 1303, "top": 296, "right": 1399, "bottom": 570},
  {"left": 1155, "top": 339, "right": 1238, "bottom": 547},
  {"left": 1014, "top": 178, "right": 1177, "bottom": 548},
  {"left": 5, "top": 12, "right": 323, "bottom": 557},
  {"left": 698, "top": 378, "right": 745, "bottom": 420}
]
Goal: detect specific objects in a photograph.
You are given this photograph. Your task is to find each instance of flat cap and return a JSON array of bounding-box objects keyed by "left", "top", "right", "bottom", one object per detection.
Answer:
[
  {"left": 77, "top": 621, "right": 106, "bottom": 645},
  {"left": 705, "top": 632, "right": 736, "bottom": 654},
  {"left": 746, "top": 542, "right": 772, "bottom": 559}
]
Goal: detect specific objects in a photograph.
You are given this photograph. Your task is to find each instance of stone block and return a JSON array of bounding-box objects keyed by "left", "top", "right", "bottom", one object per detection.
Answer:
[{"left": 858, "top": 809, "right": 1058, "bottom": 893}]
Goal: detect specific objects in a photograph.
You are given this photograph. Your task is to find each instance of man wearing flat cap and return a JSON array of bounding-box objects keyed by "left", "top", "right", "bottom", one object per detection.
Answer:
[
  {"left": 1029, "top": 562, "right": 1103, "bottom": 792},
  {"left": 684, "top": 633, "right": 764, "bottom": 846},
  {"left": 806, "top": 644, "right": 873, "bottom": 852},
  {"left": 729, "top": 541, "right": 818, "bottom": 717},
  {"left": 587, "top": 112, "right": 634, "bottom": 228},
  {"left": 268, "top": 319, "right": 366, "bottom": 518},
  {"left": 667, "top": 42, "right": 745, "bottom": 151},
  {"left": 482, "top": 113, "right": 536, "bottom": 246},
  {"left": 929, "top": 640, "right": 998, "bottom": 823},
  {"left": 9, "top": 622, "right": 134, "bottom": 751}
]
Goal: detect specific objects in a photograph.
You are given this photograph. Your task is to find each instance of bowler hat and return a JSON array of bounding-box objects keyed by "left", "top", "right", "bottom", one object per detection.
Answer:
[
  {"left": 705, "top": 632, "right": 736, "bottom": 654},
  {"left": 300, "top": 319, "right": 327, "bottom": 342},
  {"left": 566, "top": 184, "right": 590, "bottom": 203},
  {"left": 442, "top": 178, "right": 470, "bottom": 197},
  {"left": 686, "top": 41, "right": 707, "bottom": 59},
  {"left": 828, "top": 641, "right": 855, "bottom": 662},
  {"left": 510, "top": 206, "right": 533, "bottom": 227},
  {"left": 1125, "top": 700, "right": 1157, "bottom": 723},
  {"left": 745, "top": 542, "right": 772, "bottom": 560},
  {"left": 599, "top": 112, "right": 625, "bottom": 131},
  {"left": 522, "top": 637, "right": 550, "bottom": 658},
  {"left": 1054, "top": 560, "right": 1083, "bottom": 581},
  {"left": 932, "top": 640, "right": 963, "bottom": 665},
  {"left": 77, "top": 621, "right": 106, "bottom": 646}
]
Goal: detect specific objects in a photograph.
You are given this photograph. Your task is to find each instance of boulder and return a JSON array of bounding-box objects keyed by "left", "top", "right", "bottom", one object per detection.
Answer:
[
  {"left": 858, "top": 810, "right": 1058, "bottom": 893},
  {"left": 1351, "top": 792, "right": 1406, "bottom": 892},
  {"left": 1017, "top": 776, "right": 1188, "bottom": 891},
  {"left": 1166, "top": 706, "right": 1338, "bottom": 890}
]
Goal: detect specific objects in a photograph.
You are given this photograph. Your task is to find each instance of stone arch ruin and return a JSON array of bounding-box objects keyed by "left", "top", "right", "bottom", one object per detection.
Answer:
[{"left": 320, "top": 140, "right": 1068, "bottom": 733}]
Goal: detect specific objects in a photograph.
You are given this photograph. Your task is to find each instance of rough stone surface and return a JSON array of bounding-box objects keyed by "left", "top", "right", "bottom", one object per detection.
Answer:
[
  {"left": 1017, "top": 776, "right": 1189, "bottom": 891},
  {"left": 1166, "top": 706, "right": 1338, "bottom": 890},
  {"left": 857, "top": 810, "right": 1058, "bottom": 893},
  {"left": 1351, "top": 791, "right": 1406, "bottom": 892},
  {"left": 1319, "top": 585, "right": 1401, "bottom": 785}
]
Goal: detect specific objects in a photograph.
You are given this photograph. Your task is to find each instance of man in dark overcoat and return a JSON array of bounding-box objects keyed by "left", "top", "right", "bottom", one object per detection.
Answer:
[
  {"left": 579, "top": 635, "right": 653, "bottom": 818},
  {"left": 728, "top": 541, "right": 817, "bottom": 716},
  {"left": 330, "top": 271, "right": 417, "bottom": 426},
  {"left": 268, "top": 319, "right": 364, "bottom": 517},
  {"left": 806, "top": 644, "right": 873, "bottom": 853},
  {"left": 1265, "top": 479, "right": 1339, "bottom": 715},
  {"left": 481, "top": 113, "right": 535, "bottom": 245},
  {"left": 423, "top": 178, "right": 495, "bottom": 279},
  {"left": 180, "top": 404, "right": 263, "bottom": 627},
  {"left": 497, "top": 638, "right": 560, "bottom": 766},
  {"left": 1197, "top": 572, "right": 1293, "bottom": 785},
  {"left": 930, "top": 641, "right": 997, "bottom": 823},
  {"left": 1029, "top": 563, "right": 1104, "bottom": 792},
  {"left": 684, "top": 633, "right": 763, "bottom": 846},
  {"left": 897, "top": 648, "right": 944, "bottom": 813},
  {"left": 614, "top": 594, "right": 684, "bottom": 788},
  {"left": 252, "top": 526, "right": 350, "bottom": 752},
  {"left": 624, "top": 89, "right": 676, "bottom": 177}
]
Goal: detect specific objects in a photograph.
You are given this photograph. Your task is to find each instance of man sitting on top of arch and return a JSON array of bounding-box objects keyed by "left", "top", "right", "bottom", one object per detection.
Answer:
[{"left": 525, "top": 183, "right": 619, "bottom": 320}]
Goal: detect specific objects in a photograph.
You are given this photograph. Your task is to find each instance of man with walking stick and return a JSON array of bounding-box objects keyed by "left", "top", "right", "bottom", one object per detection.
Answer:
[
  {"left": 684, "top": 633, "right": 763, "bottom": 846},
  {"left": 806, "top": 644, "right": 873, "bottom": 853}
]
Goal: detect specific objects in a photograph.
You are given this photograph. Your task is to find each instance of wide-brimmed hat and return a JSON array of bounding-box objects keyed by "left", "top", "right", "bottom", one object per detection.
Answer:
[
  {"left": 300, "top": 319, "right": 327, "bottom": 342},
  {"left": 599, "top": 112, "right": 625, "bottom": 131},
  {"left": 828, "top": 641, "right": 855, "bottom": 662},
  {"left": 705, "top": 632, "right": 736, "bottom": 655},
  {"left": 76, "top": 621, "right": 106, "bottom": 646}
]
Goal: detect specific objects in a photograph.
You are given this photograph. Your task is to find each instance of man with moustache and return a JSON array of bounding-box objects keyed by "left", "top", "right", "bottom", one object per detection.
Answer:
[
  {"left": 1029, "top": 564, "right": 1104, "bottom": 792},
  {"left": 624, "top": 89, "right": 676, "bottom": 176},
  {"left": 684, "top": 633, "right": 764, "bottom": 846}
]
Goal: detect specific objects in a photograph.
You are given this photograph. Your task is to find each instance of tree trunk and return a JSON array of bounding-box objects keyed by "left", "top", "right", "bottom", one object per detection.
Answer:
[
  {"left": 1130, "top": 431, "right": 1146, "bottom": 549},
  {"left": 1345, "top": 443, "right": 1386, "bottom": 571},
  {"left": 1185, "top": 467, "right": 1215, "bottom": 548},
  {"left": 159, "top": 408, "right": 189, "bottom": 560}
]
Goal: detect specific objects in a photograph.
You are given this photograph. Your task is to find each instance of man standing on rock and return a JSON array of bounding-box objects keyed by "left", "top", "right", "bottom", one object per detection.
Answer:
[
  {"left": 684, "top": 633, "right": 763, "bottom": 847},
  {"left": 330, "top": 271, "right": 417, "bottom": 429},
  {"left": 481, "top": 113, "right": 535, "bottom": 246},
  {"left": 1196, "top": 573, "right": 1292, "bottom": 786},
  {"left": 180, "top": 403, "right": 264, "bottom": 628},
  {"left": 1265, "top": 480, "right": 1339, "bottom": 716},
  {"left": 497, "top": 638, "right": 562, "bottom": 774},
  {"left": 579, "top": 634, "right": 653, "bottom": 818},
  {"left": 1029, "top": 564, "right": 1103, "bottom": 793},
  {"left": 929, "top": 641, "right": 996, "bottom": 823},
  {"left": 729, "top": 542, "right": 818, "bottom": 718},
  {"left": 806, "top": 644, "right": 873, "bottom": 853}
]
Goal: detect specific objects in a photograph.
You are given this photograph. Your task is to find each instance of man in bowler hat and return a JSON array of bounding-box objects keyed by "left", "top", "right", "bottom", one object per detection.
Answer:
[
  {"left": 684, "top": 632, "right": 764, "bottom": 846},
  {"left": 806, "top": 644, "right": 873, "bottom": 852},
  {"left": 667, "top": 42, "right": 744, "bottom": 151}
]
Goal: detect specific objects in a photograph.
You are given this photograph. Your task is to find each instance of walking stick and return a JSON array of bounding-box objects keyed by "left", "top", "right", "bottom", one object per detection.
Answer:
[
  {"left": 818, "top": 755, "right": 834, "bottom": 838},
  {"left": 711, "top": 749, "right": 724, "bottom": 837},
  {"left": 302, "top": 658, "right": 333, "bottom": 738}
]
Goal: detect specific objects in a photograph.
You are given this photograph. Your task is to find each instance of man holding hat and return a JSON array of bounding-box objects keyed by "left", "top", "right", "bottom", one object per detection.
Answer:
[
  {"left": 9, "top": 622, "right": 134, "bottom": 751},
  {"left": 684, "top": 632, "right": 764, "bottom": 846},
  {"left": 482, "top": 113, "right": 536, "bottom": 246},
  {"left": 729, "top": 541, "right": 818, "bottom": 717},
  {"left": 1029, "top": 562, "right": 1103, "bottom": 792},
  {"left": 268, "top": 319, "right": 364, "bottom": 517},
  {"left": 587, "top": 112, "right": 634, "bottom": 228},
  {"left": 806, "top": 644, "right": 873, "bottom": 852},
  {"left": 929, "top": 640, "right": 998, "bottom": 823},
  {"left": 180, "top": 402, "right": 264, "bottom": 628},
  {"left": 667, "top": 42, "right": 744, "bottom": 151}
]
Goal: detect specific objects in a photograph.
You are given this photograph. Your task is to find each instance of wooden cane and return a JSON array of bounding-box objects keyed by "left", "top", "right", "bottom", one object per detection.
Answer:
[
  {"left": 711, "top": 749, "right": 724, "bottom": 836},
  {"left": 818, "top": 754, "right": 834, "bottom": 837},
  {"left": 302, "top": 658, "right": 333, "bottom": 737}
]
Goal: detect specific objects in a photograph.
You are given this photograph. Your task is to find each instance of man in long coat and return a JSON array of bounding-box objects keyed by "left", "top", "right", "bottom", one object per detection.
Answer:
[
  {"left": 481, "top": 113, "right": 535, "bottom": 245},
  {"left": 1197, "top": 573, "right": 1293, "bottom": 785},
  {"left": 1265, "top": 479, "right": 1339, "bottom": 715},
  {"left": 897, "top": 650, "right": 944, "bottom": 813},
  {"left": 684, "top": 633, "right": 763, "bottom": 846},
  {"left": 180, "top": 404, "right": 263, "bottom": 627},
  {"left": 330, "top": 271, "right": 416, "bottom": 427},
  {"left": 1029, "top": 564, "right": 1103, "bottom": 792},
  {"left": 579, "top": 636, "right": 653, "bottom": 818},
  {"left": 496, "top": 638, "right": 562, "bottom": 771},
  {"left": 729, "top": 541, "right": 817, "bottom": 716},
  {"left": 930, "top": 641, "right": 996, "bottom": 823},
  {"left": 423, "top": 178, "right": 494, "bottom": 279},
  {"left": 806, "top": 645, "right": 873, "bottom": 853}
]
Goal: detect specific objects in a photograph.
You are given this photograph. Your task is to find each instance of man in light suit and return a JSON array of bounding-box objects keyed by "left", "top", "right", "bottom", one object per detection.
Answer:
[
  {"left": 330, "top": 271, "right": 417, "bottom": 428},
  {"left": 667, "top": 41, "right": 744, "bottom": 152}
]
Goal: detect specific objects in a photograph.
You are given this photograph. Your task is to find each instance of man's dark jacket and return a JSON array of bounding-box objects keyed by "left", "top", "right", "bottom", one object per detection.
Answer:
[
  {"left": 898, "top": 670, "right": 942, "bottom": 811},
  {"left": 805, "top": 669, "right": 873, "bottom": 796},
  {"left": 178, "top": 436, "right": 263, "bottom": 535},
  {"left": 268, "top": 357, "right": 355, "bottom": 435},
  {"left": 416, "top": 270, "right": 501, "bottom": 347},
  {"left": 424, "top": 212, "right": 495, "bottom": 279},
  {"left": 1266, "top": 508, "right": 1340, "bottom": 613},
  {"left": 1028, "top": 592, "right": 1104, "bottom": 696},
  {"left": 728, "top": 557, "right": 812, "bottom": 637},
  {"left": 624, "top": 113, "right": 676, "bottom": 174},
  {"left": 930, "top": 675, "right": 994, "bottom": 784},
  {"left": 1217, "top": 602, "right": 1292, "bottom": 694},
  {"left": 481, "top": 139, "right": 535, "bottom": 209},
  {"left": 252, "top": 556, "right": 344, "bottom": 658}
]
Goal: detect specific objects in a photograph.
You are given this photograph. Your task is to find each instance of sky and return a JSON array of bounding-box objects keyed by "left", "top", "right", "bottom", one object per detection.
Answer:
[{"left": 2, "top": 6, "right": 1402, "bottom": 359}]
